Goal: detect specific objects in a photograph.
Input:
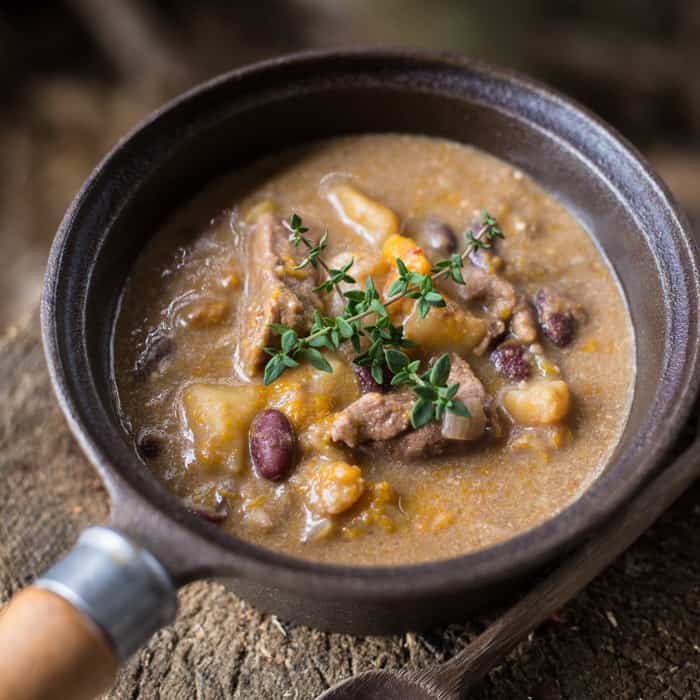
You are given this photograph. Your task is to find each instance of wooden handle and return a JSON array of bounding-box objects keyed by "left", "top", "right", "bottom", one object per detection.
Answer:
[{"left": 0, "top": 587, "right": 119, "bottom": 700}]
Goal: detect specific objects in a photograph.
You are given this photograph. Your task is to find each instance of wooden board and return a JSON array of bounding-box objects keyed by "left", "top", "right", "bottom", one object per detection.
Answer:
[{"left": 2, "top": 311, "right": 700, "bottom": 699}]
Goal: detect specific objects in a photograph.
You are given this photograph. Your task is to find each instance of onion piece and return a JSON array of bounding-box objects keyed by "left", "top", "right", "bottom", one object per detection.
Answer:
[{"left": 441, "top": 399, "right": 486, "bottom": 441}]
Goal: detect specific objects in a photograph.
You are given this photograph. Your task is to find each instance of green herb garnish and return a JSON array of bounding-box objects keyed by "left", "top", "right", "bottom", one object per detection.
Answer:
[{"left": 266, "top": 209, "right": 505, "bottom": 425}]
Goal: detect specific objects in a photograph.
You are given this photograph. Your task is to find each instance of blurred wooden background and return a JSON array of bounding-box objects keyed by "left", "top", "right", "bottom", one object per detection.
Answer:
[{"left": 1, "top": 0, "right": 699, "bottom": 330}]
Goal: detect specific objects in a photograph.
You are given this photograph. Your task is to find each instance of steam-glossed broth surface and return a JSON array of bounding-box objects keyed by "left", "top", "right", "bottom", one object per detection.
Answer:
[{"left": 114, "top": 134, "right": 634, "bottom": 565}]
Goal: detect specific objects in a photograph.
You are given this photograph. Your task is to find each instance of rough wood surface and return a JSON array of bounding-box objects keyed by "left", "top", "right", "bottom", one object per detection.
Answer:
[{"left": 2, "top": 312, "right": 700, "bottom": 699}]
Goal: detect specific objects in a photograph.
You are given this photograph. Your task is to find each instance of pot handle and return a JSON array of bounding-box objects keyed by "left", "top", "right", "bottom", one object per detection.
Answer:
[{"left": 0, "top": 526, "right": 177, "bottom": 700}]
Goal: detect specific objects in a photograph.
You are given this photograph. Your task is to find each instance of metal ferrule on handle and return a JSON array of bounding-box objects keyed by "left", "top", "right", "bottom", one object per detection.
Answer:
[{"left": 36, "top": 526, "right": 178, "bottom": 660}]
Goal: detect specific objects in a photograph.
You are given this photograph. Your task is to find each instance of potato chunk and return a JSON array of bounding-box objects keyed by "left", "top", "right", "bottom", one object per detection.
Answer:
[
  {"left": 183, "top": 384, "right": 265, "bottom": 471},
  {"left": 266, "top": 358, "right": 359, "bottom": 431},
  {"left": 306, "top": 461, "right": 365, "bottom": 516},
  {"left": 324, "top": 249, "right": 388, "bottom": 318},
  {"left": 327, "top": 183, "right": 400, "bottom": 244},
  {"left": 502, "top": 380, "right": 570, "bottom": 426},
  {"left": 403, "top": 296, "right": 487, "bottom": 355}
]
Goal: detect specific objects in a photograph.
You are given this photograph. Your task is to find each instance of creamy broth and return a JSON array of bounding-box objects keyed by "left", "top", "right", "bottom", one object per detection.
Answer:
[{"left": 114, "top": 134, "right": 634, "bottom": 565}]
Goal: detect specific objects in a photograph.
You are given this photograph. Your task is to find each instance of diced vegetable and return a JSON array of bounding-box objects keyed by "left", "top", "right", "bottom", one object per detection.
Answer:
[
  {"left": 339, "top": 480, "right": 400, "bottom": 539},
  {"left": 324, "top": 249, "right": 387, "bottom": 317},
  {"left": 182, "top": 383, "right": 266, "bottom": 471},
  {"left": 266, "top": 358, "right": 359, "bottom": 430},
  {"left": 306, "top": 461, "right": 365, "bottom": 516},
  {"left": 242, "top": 507, "right": 273, "bottom": 530},
  {"left": 381, "top": 234, "right": 433, "bottom": 320},
  {"left": 441, "top": 396, "right": 486, "bottom": 441},
  {"left": 403, "top": 296, "right": 487, "bottom": 355},
  {"left": 381, "top": 234, "right": 432, "bottom": 276},
  {"left": 326, "top": 183, "right": 400, "bottom": 244},
  {"left": 502, "top": 380, "right": 570, "bottom": 426}
]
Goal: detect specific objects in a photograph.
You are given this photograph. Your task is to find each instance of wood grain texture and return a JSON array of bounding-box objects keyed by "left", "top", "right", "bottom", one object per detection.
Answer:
[
  {"left": 2, "top": 310, "right": 700, "bottom": 699},
  {"left": 0, "top": 587, "right": 118, "bottom": 700}
]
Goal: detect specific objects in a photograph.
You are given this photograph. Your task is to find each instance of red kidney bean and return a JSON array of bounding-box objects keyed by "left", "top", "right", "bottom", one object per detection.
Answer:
[
  {"left": 534, "top": 288, "right": 578, "bottom": 347},
  {"left": 491, "top": 344, "right": 530, "bottom": 381},
  {"left": 542, "top": 312, "right": 575, "bottom": 347},
  {"left": 249, "top": 409, "right": 296, "bottom": 481},
  {"left": 135, "top": 428, "right": 165, "bottom": 460},
  {"left": 421, "top": 219, "right": 458, "bottom": 258}
]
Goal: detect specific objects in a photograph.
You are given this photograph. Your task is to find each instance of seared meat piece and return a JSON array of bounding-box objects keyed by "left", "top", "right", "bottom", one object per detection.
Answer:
[
  {"left": 443, "top": 266, "right": 516, "bottom": 321},
  {"left": 399, "top": 422, "right": 446, "bottom": 458},
  {"left": 534, "top": 287, "right": 585, "bottom": 348},
  {"left": 510, "top": 298, "right": 538, "bottom": 343},
  {"left": 331, "top": 354, "right": 489, "bottom": 458},
  {"left": 330, "top": 391, "right": 413, "bottom": 448},
  {"left": 236, "top": 214, "right": 323, "bottom": 377},
  {"left": 392, "top": 353, "right": 490, "bottom": 458},
  {"left": 491, "top": 343, "right": 530, "bottom": 381},
  {"left": 467, "top": 246, "right": 505, "bottom": 273}
]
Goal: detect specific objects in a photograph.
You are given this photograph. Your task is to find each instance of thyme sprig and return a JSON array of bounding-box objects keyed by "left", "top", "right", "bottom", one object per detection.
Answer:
[
  {"left": 386, "top": 350, "right": 470, "bottom": 428},
  {"left": 264, "top": 210, "right": 505, "bottom": 425}
]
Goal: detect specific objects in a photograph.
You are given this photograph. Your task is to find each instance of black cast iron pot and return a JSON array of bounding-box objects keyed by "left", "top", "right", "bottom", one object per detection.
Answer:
[{"left": 1, "top": 49, "right": 698, "bottom": 700}]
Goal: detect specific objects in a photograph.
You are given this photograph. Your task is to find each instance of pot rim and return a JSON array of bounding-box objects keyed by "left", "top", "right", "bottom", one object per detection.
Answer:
[{"left": 42, "top": 47, "right": 700, "bottom": 599}]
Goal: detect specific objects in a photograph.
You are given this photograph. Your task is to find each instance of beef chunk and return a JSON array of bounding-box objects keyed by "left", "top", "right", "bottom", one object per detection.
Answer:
[
  {"left": 331, "top": 353, "right": 489, "bottom": 458},
  {"left": 236, "top": 214, "right": 323, "bottom": 378},
  {"left": 392, "top": 353, "right": 490, "bottom": 458},
  {"left": 445, "top": 267, "right": 516, "bottom": 321},
  {"left": 399, "top": 422, "right": 447, "bottom": 458},
  {"left": 534, "top": 287, "right": 585, "bottom": 348},
  {"left": 330, "top": 391, "right": 413, "bottom": 448},
  {"left": 491, "top": 343, "right": 530, "bottom": 381}
]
